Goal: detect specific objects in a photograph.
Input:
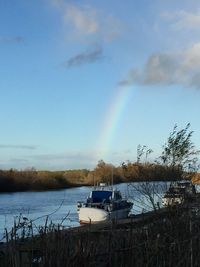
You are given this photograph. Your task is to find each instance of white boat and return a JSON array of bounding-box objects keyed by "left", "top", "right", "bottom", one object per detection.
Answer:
[
  {"left": 77, "top": 183, "right": 133, "bottom": 224},
  {"left": 162, "top": 180, "right": 196, "bottom": 206}
]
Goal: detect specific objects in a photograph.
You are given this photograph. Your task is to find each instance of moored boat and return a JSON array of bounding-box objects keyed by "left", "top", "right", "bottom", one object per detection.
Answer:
[
  {"left": 162, "top": 180, "right": 196, "bottom": 206},
  {"left": 77, "top": 183, "right": 133, "bottom": 224}
]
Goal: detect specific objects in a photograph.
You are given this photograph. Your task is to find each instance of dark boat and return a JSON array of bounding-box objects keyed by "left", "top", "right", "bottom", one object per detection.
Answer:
[{"left": 162, "top": 180, "right": 196, "bottom": 206}]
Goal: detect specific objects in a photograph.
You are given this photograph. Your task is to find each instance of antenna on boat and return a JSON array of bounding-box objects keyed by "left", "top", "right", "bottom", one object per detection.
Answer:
[{"left": 111, "top": 165, "right": 113, "bottom": 188}]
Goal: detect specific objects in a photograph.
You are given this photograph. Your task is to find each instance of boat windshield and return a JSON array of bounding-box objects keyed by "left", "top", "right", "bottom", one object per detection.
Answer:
[{"left": 91, "top": 190, "right": 112, "bottom": 203}]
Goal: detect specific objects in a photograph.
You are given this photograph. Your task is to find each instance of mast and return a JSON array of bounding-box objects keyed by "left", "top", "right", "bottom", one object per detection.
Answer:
[{"left": 111, "top": 165, "right": 113, "bottom": 188}]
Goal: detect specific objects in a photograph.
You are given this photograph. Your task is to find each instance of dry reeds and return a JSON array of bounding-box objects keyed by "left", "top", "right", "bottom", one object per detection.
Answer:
[{"left": 1, "top": 207, "right": 200, "bottom": 267}]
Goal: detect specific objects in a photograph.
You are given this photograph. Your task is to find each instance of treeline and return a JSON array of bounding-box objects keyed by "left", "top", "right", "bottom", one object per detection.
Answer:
[
  {"left": 0, "top": 168, "right": 88, "bottom": 192},
  {"left": 0, "top": 161, "right": 188, "bottom": 193}
]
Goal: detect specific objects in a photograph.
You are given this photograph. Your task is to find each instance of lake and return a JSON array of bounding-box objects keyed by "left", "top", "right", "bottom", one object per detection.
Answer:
[{"left": 0, "top": 182, "right": 168, "bottom": 241}]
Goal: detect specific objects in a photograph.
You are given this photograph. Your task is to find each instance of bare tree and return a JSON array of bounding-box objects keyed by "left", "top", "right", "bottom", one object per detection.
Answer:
[
  {"left": 137, "top": 144, "right": 153, "bottom": 164},
  {"left": 128, "top": 181, "right": 167, "bottom": 212}
]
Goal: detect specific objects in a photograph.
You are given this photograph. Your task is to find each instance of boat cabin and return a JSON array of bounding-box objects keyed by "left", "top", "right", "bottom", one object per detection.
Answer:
[
  {"left": 77, "top": 184, "right": 133, "bottom": 223},
  {"left": 87, "top": 189, "right": 122, "bottom": 204}
]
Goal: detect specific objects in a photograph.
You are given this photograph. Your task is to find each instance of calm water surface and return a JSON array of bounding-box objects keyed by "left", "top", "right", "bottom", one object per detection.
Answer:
[
  {"left": 0, "top": 183, "right": 173, "bottom": 240},
  {"left": 0, "top": 183, "right": 133, "bottom": 240}
]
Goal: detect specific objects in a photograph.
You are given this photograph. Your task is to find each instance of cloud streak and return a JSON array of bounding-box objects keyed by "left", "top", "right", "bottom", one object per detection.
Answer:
[
  {"left": 30, "top": 151, "right": 98, "bottom": 162},
  {"left": 0, "top": 145, "right": 37, "bottom": 150},
  {"left": 64, "top": 46, "right": 103, "bottom": 68},
  {"left": 29, "top": 151, "right": 99, "bottom": 169},
  {"left": 0, "top": 36, "right": 24, "bottom": 44},
  {"left": 119, "top": 42, "right": 200, "bottom": 89},
  {"left": 0, "top": 150, "right": 99, "bottom": 170}
]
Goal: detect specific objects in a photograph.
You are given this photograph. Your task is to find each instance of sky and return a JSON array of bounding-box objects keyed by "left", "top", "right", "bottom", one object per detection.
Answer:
[{"left": 0, "top": 0, "right": 200, "bottom": 170}]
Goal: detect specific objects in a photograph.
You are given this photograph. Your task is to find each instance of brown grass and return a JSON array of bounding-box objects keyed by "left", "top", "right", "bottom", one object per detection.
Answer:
[
  {"left": 1, "top": 206, "right": 200, "bottom": 266},
  {"left": 192, "top": 173, "right": 200, "bottom": 184}
]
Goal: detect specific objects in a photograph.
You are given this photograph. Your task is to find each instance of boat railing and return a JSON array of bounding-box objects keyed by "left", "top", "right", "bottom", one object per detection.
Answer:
[{"left": 93, "top": 181, "right": 118, "bottom": 190}]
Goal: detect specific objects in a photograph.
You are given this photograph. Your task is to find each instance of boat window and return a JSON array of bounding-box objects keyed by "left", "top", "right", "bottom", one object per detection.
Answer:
[
  {"left": 91, "top": 191, "right": 112, "bottom": 203},
  {"left": 115, "top": 192, "right": 122, "bottom": 200}
]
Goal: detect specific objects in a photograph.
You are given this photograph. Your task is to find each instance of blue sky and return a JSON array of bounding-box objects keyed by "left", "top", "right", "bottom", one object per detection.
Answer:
[{"left": 0, "top": 0, "right": 200, "bottom": 170}]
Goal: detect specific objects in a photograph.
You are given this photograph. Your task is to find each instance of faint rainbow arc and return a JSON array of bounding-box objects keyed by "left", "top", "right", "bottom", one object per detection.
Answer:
[{"left": 97, "top": 86, "right": 132, "bottom": 161}]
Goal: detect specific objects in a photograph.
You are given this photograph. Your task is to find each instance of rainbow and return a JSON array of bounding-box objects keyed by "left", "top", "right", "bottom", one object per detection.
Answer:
[{"left": 97, "top": 85, "right": 132, "bottom": 161}]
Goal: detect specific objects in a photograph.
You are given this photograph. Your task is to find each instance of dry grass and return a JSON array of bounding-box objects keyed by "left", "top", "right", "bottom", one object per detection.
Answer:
[
  {"left": 192, "top": 173, "right": 200, "bottom": 184},
  {"left": 1, "top": 207, "right": 200, "bottom": 266}
]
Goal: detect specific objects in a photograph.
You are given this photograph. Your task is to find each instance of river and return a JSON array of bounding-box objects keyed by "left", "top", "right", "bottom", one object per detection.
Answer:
[{"left": 0, "top": 182, "right": 167, "bottom": 241}]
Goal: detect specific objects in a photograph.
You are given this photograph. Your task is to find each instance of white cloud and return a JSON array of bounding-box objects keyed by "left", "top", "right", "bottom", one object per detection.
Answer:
[
  {"left": 142, "top": 54, "right": 177, "bottom": 85},
  {"left": 162, "top": 9, "right": 200, "bottom": 30},
  {"left": 64, "top": 5, "right": 99, "bottom": 35},
  {"left": 182, "top": 42, "right": 200, "bottom": 70},
  {"left": 119, "top": 42, "right": 200, "bottom": 89},
  {"left": 51, "top": 0, "right": 123, "bottom": 43}
]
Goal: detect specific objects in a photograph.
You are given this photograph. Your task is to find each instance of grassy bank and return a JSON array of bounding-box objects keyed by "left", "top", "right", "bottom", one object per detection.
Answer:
[{"left": 1, "top": 206, "right": 200, "bottom": 266}]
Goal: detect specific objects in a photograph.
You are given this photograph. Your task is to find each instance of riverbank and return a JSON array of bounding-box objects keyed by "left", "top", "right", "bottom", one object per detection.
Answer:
[
  {"left": 0, "top": 162, "right": 195, "bottom": 193},
  {"left": 0, "top": 169, "right": 87, "bottom": 193}
]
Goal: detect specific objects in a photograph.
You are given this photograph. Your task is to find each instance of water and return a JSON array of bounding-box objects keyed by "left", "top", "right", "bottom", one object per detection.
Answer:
[{"left": 0, "top": 182, "right": 167, "bottom": 241}]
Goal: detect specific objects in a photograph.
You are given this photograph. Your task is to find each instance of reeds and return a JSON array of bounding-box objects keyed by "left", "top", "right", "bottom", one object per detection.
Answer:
[{"left": 1, "top": 206, "right": 200, "bottom": 267}]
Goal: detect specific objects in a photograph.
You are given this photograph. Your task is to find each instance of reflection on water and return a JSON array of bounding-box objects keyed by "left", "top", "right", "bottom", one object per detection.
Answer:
[{"left": 0, "top": 182, "right": 168, "bottom": 240}]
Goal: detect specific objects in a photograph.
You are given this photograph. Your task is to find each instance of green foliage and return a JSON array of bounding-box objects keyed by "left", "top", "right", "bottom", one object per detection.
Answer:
[{"left": 161, "top": 123, "right": 200, "bottom": 174}]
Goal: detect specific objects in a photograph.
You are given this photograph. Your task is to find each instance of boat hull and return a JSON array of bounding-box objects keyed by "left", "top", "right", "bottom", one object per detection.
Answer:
[
  {"left": 78, "top": 207, "right": 131, "bottom": 224},
  {"left": 162, "top": 196, "right": 183, "bottom": 206}
]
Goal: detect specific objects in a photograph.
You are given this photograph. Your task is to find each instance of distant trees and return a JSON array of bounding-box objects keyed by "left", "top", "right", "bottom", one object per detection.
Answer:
[{"left": 85, "top": 160, "right": 123, "bottom": 185}]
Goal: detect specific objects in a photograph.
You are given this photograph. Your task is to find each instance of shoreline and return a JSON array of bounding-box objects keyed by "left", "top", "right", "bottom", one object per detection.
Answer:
[
  {"left": 1, "top": 163, "right": 196, "bottom": 193},
  {"left": 0, "top": 178, "right": 198, "bottom": 194}
]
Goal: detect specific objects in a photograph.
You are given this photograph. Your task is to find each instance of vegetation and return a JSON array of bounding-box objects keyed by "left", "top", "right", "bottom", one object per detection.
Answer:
[
  {"left": 160, "top": 123, "right": 200, "bottom": 179},
  {"left": 0, "top": 168, "right": 90, "bottom": 192},
  {"left": 1, "top": 206, "right": 200, "bottom": 266},
  {"left": 0, "top": 163, "right": 185, "bottom": 193},
  {"left": 129, "top": 124, "right": 200, "bottom": 211}
]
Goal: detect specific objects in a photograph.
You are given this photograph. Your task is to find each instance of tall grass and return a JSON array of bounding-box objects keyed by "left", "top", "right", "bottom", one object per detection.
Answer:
[{"left": 1, "top": 206, "right": 200, "bottom": 266}]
